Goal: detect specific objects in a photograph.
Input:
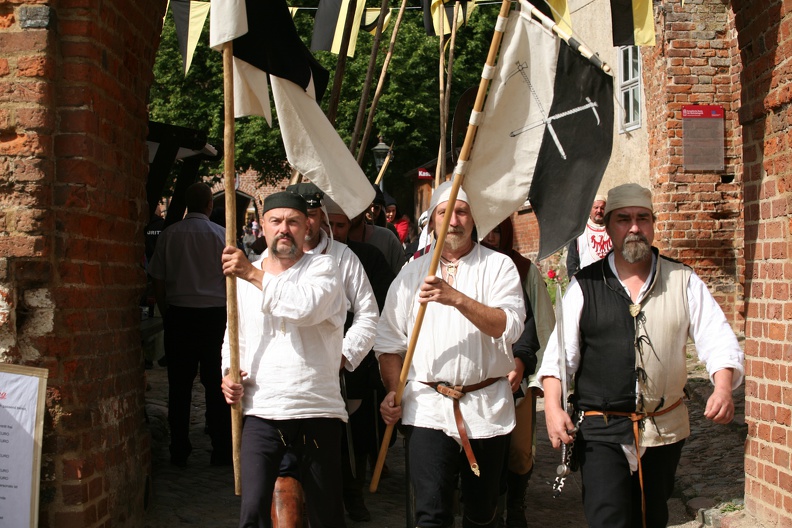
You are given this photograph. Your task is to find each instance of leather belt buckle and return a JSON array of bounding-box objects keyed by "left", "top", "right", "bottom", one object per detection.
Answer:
[{"left": 435, "top": 382, "right": 464, "bottom": 400}]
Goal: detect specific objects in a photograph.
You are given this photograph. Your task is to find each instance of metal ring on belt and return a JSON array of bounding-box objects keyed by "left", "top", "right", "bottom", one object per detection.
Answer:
[
  {"left": 420, "top": 377, "right": 502, "bottom": 477},
  {"left": 583, "top": 398, "right": 684, "bottom": 528}
]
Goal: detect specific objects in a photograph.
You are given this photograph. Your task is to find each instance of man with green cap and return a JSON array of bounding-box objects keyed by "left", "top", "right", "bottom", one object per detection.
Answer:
[
  {"left": 539, "top": 183, "right": 744, "bottom": 528},
  {"left": 220, "top": 191, "right": 349, "bottom": 528}
]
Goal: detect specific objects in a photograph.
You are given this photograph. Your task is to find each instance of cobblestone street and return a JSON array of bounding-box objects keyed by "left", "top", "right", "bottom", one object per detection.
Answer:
[{"left": 142, "top": 351, "right": 749, "bottom": 527}]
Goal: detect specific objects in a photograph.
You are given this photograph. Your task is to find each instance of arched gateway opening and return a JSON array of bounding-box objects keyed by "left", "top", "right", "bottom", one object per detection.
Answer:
[{"left": 1, "top": 0, "right": 791, "bottom": 525}]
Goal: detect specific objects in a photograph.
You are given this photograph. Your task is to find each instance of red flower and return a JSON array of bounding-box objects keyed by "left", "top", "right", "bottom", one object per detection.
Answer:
[{"left": 547, "top": 269, "right": 557, "bottom": 279}]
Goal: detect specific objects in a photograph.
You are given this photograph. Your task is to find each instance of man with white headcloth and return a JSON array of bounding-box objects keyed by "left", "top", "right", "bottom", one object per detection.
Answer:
[
  {"left": 375, "top": 180, "right": 526, "bottom": 528},
  {"left": 566, "top": 194, "right": 611, "bottom": 277}
]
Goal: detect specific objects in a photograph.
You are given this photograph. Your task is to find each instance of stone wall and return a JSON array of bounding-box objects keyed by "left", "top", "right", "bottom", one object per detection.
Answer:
[{"left": 0, "top": 1, "right": 165, "bottom": 525}]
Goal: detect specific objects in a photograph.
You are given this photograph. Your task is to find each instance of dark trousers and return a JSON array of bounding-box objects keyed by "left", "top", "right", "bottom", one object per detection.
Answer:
[
  {"left": 163, "top": 305, "right": 230, "bottom": 460},
  {"left": 577, "top": 437, "right": 685, "bottom": 528},
  {"left": 240, "top": 416, "right": 346, "bottom": 528},
  {"left": 407, "top": 426, "right": 510, "bottom": 528}
]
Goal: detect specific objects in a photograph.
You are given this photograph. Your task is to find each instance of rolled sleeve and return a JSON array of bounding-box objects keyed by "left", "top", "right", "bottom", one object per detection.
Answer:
[{"left": 687, "top": 272, "right": 745, "bottom": 389}]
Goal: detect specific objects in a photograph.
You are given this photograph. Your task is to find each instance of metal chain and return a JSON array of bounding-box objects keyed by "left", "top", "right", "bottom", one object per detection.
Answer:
[{"left": 552, "top": 412, "right": 585, "bottom": 498}]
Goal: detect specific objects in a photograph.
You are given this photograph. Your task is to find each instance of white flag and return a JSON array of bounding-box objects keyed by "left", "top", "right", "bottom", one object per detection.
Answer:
[
  {"left": 462, "top": 10, "right": 559, "bottom": 240},
  {"left": 271, "top": 77, "right": 374, "bottom": 220}
]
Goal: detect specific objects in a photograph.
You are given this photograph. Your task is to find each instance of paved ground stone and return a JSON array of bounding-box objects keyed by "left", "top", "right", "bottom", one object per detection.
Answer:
[{"left": 142, "top": 350, "right": 750, "bottom": 527}]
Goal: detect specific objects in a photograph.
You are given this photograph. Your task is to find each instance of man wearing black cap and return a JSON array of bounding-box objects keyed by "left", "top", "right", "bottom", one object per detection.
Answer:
[
  {"left": 365, "top": 183, "right": 387, "bottom": 226},
  {"left": 220, "top": 191, "right": 349, "bottom": 528},
  {"left": 269, "top": 182, "right": 379, "bottom": 522}
]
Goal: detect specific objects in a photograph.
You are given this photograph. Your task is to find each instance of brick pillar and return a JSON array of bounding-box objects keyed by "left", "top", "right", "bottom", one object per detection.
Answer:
[
  {"left": 1, "top": 1, "right": 165, "bottom": 525},
  {"left": 731, "top": 0, "right": 792, "bottom": 525},
  {"left": 642, "top": 0, "right": 744, "bottom": 332}
]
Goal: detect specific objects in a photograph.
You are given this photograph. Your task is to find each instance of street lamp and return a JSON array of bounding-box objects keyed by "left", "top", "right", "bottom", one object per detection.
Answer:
[{"left": 371, "top": 137, "right": 390, "bottom": 174}]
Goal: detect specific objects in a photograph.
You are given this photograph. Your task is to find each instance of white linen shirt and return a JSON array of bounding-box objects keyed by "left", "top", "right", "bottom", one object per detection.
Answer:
[
  {"left": 306, "top": 231, "right": 379, "bottom": 371},
  {"left": 222, "top": 252, "right": 348, "bottom": 421},
  {"left": 537, "top": 252, "right": 745, "bottom": 388},
  {"left": 375, "top": 243, "right": 525, "bottom": 440}
]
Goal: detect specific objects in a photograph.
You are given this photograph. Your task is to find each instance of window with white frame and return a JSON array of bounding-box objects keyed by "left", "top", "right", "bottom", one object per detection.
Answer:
[{"left": 619, "top": 45, "right": 641, "bottom": 132}]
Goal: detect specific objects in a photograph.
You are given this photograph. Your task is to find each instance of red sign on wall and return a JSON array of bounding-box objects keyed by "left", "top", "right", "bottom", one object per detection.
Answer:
[
  {"left": 417, "top": 168, "right": 433, "bottom": 180},
  {"left": 682, "top": 105, "right": 725, "bottom": 119},
  {"left": 682, "top": 105, "right": 724, "bottom": 171}
]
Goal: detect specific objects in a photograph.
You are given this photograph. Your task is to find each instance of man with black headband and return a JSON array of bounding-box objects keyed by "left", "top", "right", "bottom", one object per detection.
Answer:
[
  {"left": 220, "top": 191, "right": 349, "bottom": 528},
  {"left": 267, "top": 182, "right": 379, "bottom": 523},
  {"left": 538, "top": 183, "right": 744, "bottom": 528}
]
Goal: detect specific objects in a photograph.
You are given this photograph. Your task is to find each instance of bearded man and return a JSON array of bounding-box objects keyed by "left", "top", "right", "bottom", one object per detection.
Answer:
[
  {"left": 376, "top": 181, "right": 525, "bottom": 528},
  {"left": 538, "top": 183, "right": 744, "bottom": 528},
  {"left": 220, "top": 191, "right": 348, "bottom": 528},
  {"left": 566, "top": 194, "right": 612, "bottom": 276}
]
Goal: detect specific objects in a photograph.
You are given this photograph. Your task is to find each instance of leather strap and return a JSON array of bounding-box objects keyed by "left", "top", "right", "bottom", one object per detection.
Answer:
[
  {"left": 583, "top": 398, "right": 684, "bottom": 528},
  {"left": 421, "top": 377, "right": 502, "bottom": 477}
]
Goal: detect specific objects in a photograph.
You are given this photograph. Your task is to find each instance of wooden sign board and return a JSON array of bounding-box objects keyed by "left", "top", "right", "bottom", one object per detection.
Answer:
[
  {"left": 682, "top": 105, "right": 725, "bottom": 171},
  {"left": 0, "top": 363, "right": 48, "bottom": 528}
]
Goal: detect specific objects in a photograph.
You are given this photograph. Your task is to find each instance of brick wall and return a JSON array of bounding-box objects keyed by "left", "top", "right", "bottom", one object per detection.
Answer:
[
  {"left": 730, "top": 0, "right": 792, "bottom": 524},
  {"left": 210, "top": 170, "right": 291, "bottom": 224},
  {"left": 511, "top": 208, "right": 540, "bottom": 260},
  {"left": 0, "top": 1, "right": 165, "bottom": 525},
  {"left": 642, "top": 0, "right": 744, "bottom": 332}
]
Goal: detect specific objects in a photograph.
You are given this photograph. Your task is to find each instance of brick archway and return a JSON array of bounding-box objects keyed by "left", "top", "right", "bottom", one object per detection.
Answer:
[{"left": 1, "top": 1, "right": 168, "bottom": 524}]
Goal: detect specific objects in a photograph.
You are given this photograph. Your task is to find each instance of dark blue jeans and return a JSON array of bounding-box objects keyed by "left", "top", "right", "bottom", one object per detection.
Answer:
[
  {"left": 239, "top": 416, "right": 346, "bottom": 528},
  {"left": 407, "top": 426, "right": 510, "bottom": 528}
]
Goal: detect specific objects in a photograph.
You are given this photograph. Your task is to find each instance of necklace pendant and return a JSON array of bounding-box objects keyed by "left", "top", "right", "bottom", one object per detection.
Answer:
[{"left": 629, "top": 304, "right": 641, "bottom": 317}]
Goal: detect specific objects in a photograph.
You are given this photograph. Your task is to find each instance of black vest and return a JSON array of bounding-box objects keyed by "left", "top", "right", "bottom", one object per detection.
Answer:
[{"left": 573, "top": 254, "right": 642, "bottom": 443}]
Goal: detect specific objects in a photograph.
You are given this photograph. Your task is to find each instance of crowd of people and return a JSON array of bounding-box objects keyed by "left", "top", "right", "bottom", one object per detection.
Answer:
[{"left": 146, "top": 180, "right": 744, "bottom": 528}]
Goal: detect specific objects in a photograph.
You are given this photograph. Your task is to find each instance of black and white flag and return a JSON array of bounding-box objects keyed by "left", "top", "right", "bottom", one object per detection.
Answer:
[{"left": 462, "top": 5, "right": 613, "bottom": 260}]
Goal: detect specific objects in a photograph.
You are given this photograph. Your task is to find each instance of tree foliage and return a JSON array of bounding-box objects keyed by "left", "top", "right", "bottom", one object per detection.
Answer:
[{"left": 148, "top": 1, "right": 500, "bottom": 210}]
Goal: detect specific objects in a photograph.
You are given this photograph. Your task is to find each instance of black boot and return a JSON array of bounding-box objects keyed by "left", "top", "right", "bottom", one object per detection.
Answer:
[
  {"left": 343, "top": 454, "right": 371, "bottom": 521},
  {"left": 505, "top": 470, "right": 531, "bottom": 528}
]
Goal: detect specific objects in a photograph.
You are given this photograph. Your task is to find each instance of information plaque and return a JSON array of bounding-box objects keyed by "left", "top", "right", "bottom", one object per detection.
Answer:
[
  {"left": 682, "top": 105, "right": 725, "bottom": 171},
  {"left": 0, "top": 364, "right": 48, "bottom": 528}
]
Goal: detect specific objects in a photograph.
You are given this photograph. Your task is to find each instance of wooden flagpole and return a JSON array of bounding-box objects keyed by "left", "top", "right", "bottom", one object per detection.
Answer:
[
  {"left": 355, "top": 0, "right": 408, "bottom": 165},
  {"left": 369, "top": 0, "right": 514, "bottom": 493},
  {"left": 434, "top": 7, "right": 446, "bottom": 188},
  {"left": 221, "top": 42, "right": 243, "bottom": 496},
  {"left": 522, "top": 0, "right": 611, "bottom": 73},
  {"left": 350, "top": 0, "right": 390, "bottom": 159},
  {"left": 326, "top": 0, "right": 362, "bottom": 126},
  {"left": 434, "top": 2, "right": 461, "bottom": 185}
]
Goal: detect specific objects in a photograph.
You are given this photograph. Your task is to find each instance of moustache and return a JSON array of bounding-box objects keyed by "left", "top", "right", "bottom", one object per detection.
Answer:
[
  {"left": 275, "top": 233, "right": 295, "bottom": 243},
  {"left": 625, "top": 234, "right": 648, "bottom": 244},
  {"left": 447, "top": 226, "right": 465, "bottom": 235}
]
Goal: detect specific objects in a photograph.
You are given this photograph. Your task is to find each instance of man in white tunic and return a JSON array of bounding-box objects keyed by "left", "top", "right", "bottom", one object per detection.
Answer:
[
  {"left": 376, "top": 181, "right": 526, "bottom": 528},
  {"left": 272, "top": 182, "right": 380, "bottom": 523},
  {"left": 539, "top": 183, "right": 744, "bottom": 528},
  {"left": 220, "top": 191, "right": 348, "bottom": 528},
  {"left": 566, "top": 195, "right": 612, "bottom": 276}
]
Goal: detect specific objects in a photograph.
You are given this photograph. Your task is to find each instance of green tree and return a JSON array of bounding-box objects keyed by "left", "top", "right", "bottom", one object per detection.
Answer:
[{"left": 148, "top": 1, "right": 499, "bottom": 206}]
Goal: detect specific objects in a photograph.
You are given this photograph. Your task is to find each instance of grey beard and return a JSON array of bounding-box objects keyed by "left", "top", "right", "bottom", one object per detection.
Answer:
[
  {"left": 622, "top": 237, "right": 651, "bottom": 263},
  {"left": 444, "top": 229, "right": 468, "bottom": 251},
  {"left": 272, "top": 237, "right": 298, "bottom": 258}
]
